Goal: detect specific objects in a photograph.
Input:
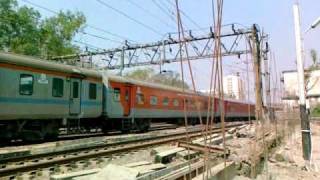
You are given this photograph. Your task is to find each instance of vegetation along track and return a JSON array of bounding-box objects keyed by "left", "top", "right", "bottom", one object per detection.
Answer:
[{"left": 0, "top": 123, "right": 245, "bottom": 177}]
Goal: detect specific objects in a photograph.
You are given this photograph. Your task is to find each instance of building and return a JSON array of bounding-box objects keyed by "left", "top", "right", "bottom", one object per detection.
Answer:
[
  {"left": 223, "top": 74, "right": 245, "bottom": 100},
  {"left": 282, "top": 69, "right": 320, "bottom": 110}
]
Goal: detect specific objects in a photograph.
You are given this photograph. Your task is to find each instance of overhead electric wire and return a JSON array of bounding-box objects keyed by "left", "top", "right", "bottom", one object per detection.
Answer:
[
  {"left": 21, "top": 0, "right": 133, "bottom": 43},
  {"left": 95, "top": 0, "right": 163, "bottom": 36},
  {"left": 164, "top": 0, "right": 205, "bottom": 31},
  {"left": 152, "top": 0, "right": 200, "bottom": 37},
  {"left": 86, "top": 25, "right": 136, "bottom": 43},
  {"left": 80, "top": 31, "right": 123, "bottom": 44},
  {"left": 73, "top": 40, "right": 103, "bottom": 50},
  {"left": 152, "top": 0, "right": 206, "bottom": 60},
  {"left": 151, "top": 0, "right": 176, "bottom": 22},
  {"left": 127, "top": 0, "right": 176, "bottom": 30},
  {"left": 21, "top": 0, "right": 58, "bottom": 14}
]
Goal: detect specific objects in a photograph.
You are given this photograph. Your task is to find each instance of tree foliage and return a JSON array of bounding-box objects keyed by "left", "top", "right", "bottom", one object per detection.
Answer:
[
  {"left": 0, "top": 0, "right": 85, "bottom": 58},
  {"left": 125, "top": 68, "right": 190, "bottom": 89}
]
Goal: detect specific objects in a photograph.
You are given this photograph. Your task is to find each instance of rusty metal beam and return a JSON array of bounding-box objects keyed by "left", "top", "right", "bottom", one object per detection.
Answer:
[{"left": 178, "top": 141, "right": 230, "bottom": 155}]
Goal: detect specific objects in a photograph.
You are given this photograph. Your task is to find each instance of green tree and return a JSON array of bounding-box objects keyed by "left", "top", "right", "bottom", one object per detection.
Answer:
[
  {"left": 8, "top": 6, "right": 42, "bottom": 56},
  {"left": 40, "top": 11, "right": 85, "bottom": 58},
  {"left": 125, "top": 68, "right": 190, "bottom": 89},
  {"left": 0, "top": 0, "right": 85, "bottom": 58},
  {"left": 124, "top": 68, "right": 154, "bottom": 81},
  {"left": 0, "top": 0, "right": 40, "bottom": 55}
]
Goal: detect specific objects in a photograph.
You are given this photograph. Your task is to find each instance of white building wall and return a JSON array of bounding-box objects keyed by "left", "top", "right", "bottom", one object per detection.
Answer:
[
  {"left": 282, "top": 71, "right": 299, "bottom": 98},
  {"left": 306, "top": 70, "right": 320, "bottom": 96},
  {"left": 223, "top": 75, "right": 245, "bottom": 100},
  {"left": 282, "top": 69, "right": 320, "bottom": 110}
]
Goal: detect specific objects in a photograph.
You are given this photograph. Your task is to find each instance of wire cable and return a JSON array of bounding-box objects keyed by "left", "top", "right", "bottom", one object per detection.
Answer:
[
  {"left": 80, "top": 31, "right": 123, "bottom": 44},
  {"left": 127, "top": 0, "right": 176, "bottom": 30},
  {"left": 96, "top": 0, "right": 163, "bottom": 36},
  {"left": 165, "top": 0, "right": 205, "bottom": 31},
  {"left": 73, "top": 40, "right": 103, "bottom": 50},
  {"left": 155, "top": 0, "right": 204, "bottom": 50},
  {"left": 21, "top": 0, "right": 133, "bottom": 43},
  {"left": 152, "top": 0, "right": 176, "bottom": 22},
  {"left": 86, "top": 25, "right": 137, "bottom": 43}
]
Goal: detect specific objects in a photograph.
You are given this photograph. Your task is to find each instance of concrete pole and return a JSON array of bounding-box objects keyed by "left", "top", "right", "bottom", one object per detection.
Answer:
[
  {"left": 261, "top": 53, "right": 268, "bottom": 111},
  {"left": 119, "top": 46, "right": 125, "bottom": 76},
  {"left": 160, "top": 40, "right": 166, "bottom": 73},
  {"left": 252, "top": 24, "right": 264, "bottom": 121},
  {"left": 293, "top": 3, "right": 311, "bottom": 161}
]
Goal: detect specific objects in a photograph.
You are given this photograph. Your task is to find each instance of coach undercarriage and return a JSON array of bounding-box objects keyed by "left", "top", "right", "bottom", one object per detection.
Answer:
[
  {"left": 0, "top": 120, "right": 60, "bottom": 142},
  {"left": 0, "top": 115, "right": 254, "bottom": 142},
  {"left": 0, "top": 117, "right": 152, "bottom": 142}
]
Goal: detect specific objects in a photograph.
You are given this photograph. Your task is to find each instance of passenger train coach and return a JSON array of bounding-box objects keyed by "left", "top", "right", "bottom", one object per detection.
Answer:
[{"left": 0, "top": 52, "right": 255, "bottom": 141}]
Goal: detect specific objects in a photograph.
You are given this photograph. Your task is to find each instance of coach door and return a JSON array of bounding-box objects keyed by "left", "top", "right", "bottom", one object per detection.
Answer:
[
  {"left": 123, "top": 86, "right": 131, "bottom": 116},
  {"left": 70, "top": 78, "right": 81, "bottom": 115}
]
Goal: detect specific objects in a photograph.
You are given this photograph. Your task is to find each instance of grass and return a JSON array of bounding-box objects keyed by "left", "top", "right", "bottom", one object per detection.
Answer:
[{"left": 311, "top": 106, "right": 320, "bottom": 117}]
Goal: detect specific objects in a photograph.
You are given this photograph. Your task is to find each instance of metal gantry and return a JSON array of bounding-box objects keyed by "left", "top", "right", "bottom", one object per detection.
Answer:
[
  {"left": 50, "top": 24, "right": 269, "bottom": 118},
  {"left": 51, "top": 23, "right": 269, "bottom": 123},
  {"left": 50, "top": 25, "right": 265, "bottom": 72}
]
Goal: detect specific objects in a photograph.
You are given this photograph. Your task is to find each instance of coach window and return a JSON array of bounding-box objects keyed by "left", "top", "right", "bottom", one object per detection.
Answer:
[
  {"left": 191, "top": 100, "right": 196, "bottom": 108},
  {"left": 181, "top": 99, "right": 186, "bottom": 108},
  {"left": 89, "top": 83, "right": 97, "bottom": 99},
  {"left": 150, "top": 96, "right": 158, "bottom": 105},
  {"left": 19, "top": 74, "right": 33, "bottom": 95},
  {"left": 125, "top": 89, "right": 129, "bottom": 102},
  {"left": 173, "top": 99, "right": 179, "bottom": 107},
  {"left": 185, "top": 99, "right": 191, "bottom": 108},
  {"left": 113, "top": 88, "right": 120, "bottom": 102},
  {"left": 204, "top": 101, "right": 209, "bottom": 109},
  {"left": 52, "top": 78, "right": 64, "bottom": 97},
  {"left": 136, "top": 93, "right": 145, "bottom": 105},
  {"left": 73, "top": 82, "right": 79, "bottom": 98},
  {"left": 195, "top": 101, "right": 202, "bottom": 109},
  {"left": 162, "top": 97, "right": 169, "bottom": 106}
]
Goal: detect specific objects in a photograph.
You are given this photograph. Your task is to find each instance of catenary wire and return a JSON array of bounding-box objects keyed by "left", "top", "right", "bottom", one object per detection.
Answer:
[
  {"left": 21, "top": 0, "right": 134, "bottom": 43},
  {"left": 96, "top": 0, "right": 163, "bottom": 36},
  {"left": 127, "top": 0, "right": 176, "bottom": 30}
]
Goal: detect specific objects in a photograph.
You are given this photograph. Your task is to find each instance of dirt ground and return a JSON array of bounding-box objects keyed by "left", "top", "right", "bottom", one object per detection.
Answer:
[
  {"left": 227, "top": 117, "right": 320, "bottom": 180},
  {"left": 259, "top": 121, "right": 320, "bottom": 180}
]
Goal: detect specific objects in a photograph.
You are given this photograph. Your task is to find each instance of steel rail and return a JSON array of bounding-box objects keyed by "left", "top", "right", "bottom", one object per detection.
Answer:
[{"left": 0, "top": 123, "right": 245, "bottom": 177}]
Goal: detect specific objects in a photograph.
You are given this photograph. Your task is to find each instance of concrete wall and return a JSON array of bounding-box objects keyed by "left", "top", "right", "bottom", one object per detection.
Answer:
[{"left": 282, "top": 69, "right": 320, "bottom": 110}]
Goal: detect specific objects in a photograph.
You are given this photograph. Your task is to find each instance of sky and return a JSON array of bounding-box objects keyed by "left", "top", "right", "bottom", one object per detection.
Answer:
[{"left": 17, "top": 0, "right": 320, "bottom": 95}]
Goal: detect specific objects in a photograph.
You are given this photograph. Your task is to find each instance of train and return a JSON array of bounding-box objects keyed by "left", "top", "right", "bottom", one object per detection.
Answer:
[{"left": 0, "top": 52, "right": 255, "bottom": 141}]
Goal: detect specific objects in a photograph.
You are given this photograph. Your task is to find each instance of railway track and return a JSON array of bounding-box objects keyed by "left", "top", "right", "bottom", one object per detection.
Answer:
[
  {"left": 0, "top": 123, "right": 245, "bottom": 178},
  {"left": 58, "top": 123, "right": 178, "bottom": 140},
  {"left": 1, "top": 123, "right": 179, "bottom": 147}
]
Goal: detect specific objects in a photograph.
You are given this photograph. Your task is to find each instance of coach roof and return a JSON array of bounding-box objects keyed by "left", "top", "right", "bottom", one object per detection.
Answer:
[
  {"left": 0, "top": 52, "right": 102, "bottom": 79},
  {"left": 0, "top": 52, "right": 199, "bottom": 94},
  {"left": 107, "top": 75, "right": 206, "bottom": 96},
  {"left": 0, "top": 52, "right": 249, "bottom": 102}
]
